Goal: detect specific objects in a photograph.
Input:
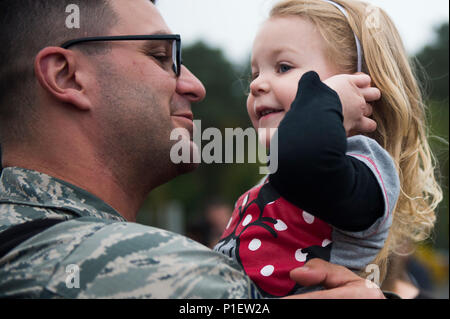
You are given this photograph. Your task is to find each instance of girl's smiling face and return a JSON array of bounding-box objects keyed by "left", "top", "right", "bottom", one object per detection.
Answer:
[{"left": 247, "top": 16, "right": 340, "bottom": 147}]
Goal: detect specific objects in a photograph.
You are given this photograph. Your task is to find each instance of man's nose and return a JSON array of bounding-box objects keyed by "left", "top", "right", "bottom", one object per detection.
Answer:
[
  {"left": 249, "top": 75, "right": 270, "bottom": 97},
  {"left": 176, "top": 65, "right": 206, "bottom": 103}
]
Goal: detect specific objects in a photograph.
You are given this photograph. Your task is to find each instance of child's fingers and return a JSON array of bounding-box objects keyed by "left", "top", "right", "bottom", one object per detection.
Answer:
[
  {"left": 361, "top": 87, "right": 381, "bottom": 102},
  {"left": 351, "top": 73, "right": 372, "bottom": 88},
  {"left": 356, "top": 117, "right": 378, "bottom": 133},
  {"left": 362, "top": 103, "right": 373, "bottom": 117}
]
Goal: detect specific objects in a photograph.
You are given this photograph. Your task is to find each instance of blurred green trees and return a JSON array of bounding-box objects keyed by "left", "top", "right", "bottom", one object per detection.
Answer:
[
  {"left": 415, "top": 23, "right": 449, "bottom": 102},
  {"left": 415, "top": 23, "right": 449, "bottom": 251}
]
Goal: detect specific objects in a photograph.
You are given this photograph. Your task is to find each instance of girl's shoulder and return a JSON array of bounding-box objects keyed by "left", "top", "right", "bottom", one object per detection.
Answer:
[{"left": 346, "top": 135, "right": 400, "bottom": 194}]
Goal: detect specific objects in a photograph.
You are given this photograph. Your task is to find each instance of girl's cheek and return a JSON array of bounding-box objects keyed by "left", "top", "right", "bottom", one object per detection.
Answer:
[
  {"left": 274, "top": 80, "right": 299, "bottom": 113},
  {"left": 246, "top": 95, "right": 259, "bottom": 129},
  {"left": 284, "top": 74, "right": 304, "bottom": 111}
]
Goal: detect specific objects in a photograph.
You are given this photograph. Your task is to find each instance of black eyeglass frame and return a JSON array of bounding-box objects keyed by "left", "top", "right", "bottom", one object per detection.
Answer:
[{"left": 60, "top": 34, "right": 182, "bottom": 77}]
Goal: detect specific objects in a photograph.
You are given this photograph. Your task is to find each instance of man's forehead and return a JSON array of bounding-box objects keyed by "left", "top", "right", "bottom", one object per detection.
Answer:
[{"left": 109, "top": 0, "right": 171, "bottom": 35}]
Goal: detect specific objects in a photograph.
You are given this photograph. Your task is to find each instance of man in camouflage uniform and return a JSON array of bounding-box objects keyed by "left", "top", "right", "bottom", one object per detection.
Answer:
[
  {"left": 0, "top": 167, "right": 260, "bottom": 298},
  {"left": 0, "top": 0, "right": 384, "bottom": 298}
]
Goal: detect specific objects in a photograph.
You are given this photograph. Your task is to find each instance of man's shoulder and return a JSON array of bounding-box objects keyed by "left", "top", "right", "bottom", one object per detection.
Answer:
[
  {"left": 0, "top": 218, "right": 258, "bottom": 299},
  {"left": 50, "top": 221, "right": 258, "bottom": 298},
  {"left": 0, "top": 167, "right": 126, "bottom": 223},
  {"left": 0, "top": 202, "right": 67, "bottom": 231},
  {"left": 0, "top": 216, "right": 111, "bottom": 298}
]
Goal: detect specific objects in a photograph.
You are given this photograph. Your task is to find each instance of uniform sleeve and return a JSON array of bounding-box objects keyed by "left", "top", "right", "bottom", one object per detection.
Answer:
[
  {"left": 269, "top": 71, "right": 400, "bottom": 233},
  {"left": 43, "top": 220, "right": 261, "bottom": 299}
]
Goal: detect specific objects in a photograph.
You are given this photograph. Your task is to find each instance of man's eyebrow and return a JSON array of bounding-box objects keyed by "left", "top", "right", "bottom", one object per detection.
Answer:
[
  {"left": 149, "top": 30, "right": 172, "bottom": 35},
  {"left": 140, "top": 39, "right": 171, "bottom": 53},
  {"left": 132, "top": 30, "right": 172, "bottom": 48}
]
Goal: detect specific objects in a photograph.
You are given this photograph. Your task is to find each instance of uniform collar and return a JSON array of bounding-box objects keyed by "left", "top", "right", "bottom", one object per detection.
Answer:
[{"left": 0, "top": 167, "right": 126, "bottom": 222}]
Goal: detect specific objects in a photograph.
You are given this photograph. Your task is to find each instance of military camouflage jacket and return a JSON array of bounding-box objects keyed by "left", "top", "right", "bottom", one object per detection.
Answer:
[{"left": 0, "top": 167, "right": 260, "bottom": 298}]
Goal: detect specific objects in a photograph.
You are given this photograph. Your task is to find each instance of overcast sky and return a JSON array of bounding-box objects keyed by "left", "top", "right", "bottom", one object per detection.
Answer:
[{"left": 156, "top": 0, "right": 449, "bottom": 64}]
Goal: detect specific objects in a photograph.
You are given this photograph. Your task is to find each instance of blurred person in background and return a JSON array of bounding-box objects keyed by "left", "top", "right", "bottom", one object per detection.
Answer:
[
  {"left": 382, "top": 253, "right": 435, "bottom": 299},
  {"left": 190, "top": 198, "right": 233, "bottom": 248}
]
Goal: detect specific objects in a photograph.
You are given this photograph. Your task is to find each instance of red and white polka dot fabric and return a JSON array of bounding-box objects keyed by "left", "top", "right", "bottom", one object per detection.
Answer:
[{"left": 216, "top": 182, "right": 332, "bottom": 297}]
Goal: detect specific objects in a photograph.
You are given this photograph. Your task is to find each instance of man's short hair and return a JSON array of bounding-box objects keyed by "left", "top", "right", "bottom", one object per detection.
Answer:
[{"left": 0, "top": 0, "right": 154, "bottom": 144}]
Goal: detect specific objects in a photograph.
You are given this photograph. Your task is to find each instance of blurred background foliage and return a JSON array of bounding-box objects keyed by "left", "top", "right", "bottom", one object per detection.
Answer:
[
  {"left": 414, "top": 23, "right": 449, "bottom": 252},
  {"left": 411, "top": 23, "right": 449, "bottom": 293}
]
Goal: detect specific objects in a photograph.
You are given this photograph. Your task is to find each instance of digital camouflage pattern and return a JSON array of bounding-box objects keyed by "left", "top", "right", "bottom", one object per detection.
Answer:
[{"left": 0, "top": 167, "right": 261, "bottom": 298}]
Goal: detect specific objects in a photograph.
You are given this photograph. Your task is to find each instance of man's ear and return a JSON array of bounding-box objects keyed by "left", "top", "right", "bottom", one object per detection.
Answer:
[{"left": 34, "top": 47, "right": 92, "bottom": 110}]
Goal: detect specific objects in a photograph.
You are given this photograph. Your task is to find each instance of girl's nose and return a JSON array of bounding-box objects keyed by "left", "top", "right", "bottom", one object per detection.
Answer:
[{"left": 249, "top": 75, "right": 270, "bottom": 97}]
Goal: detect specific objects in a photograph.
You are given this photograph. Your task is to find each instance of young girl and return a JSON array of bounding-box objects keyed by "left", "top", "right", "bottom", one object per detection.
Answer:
[{"left": 214, "top": 0, "right": 442, "bottom": 297}]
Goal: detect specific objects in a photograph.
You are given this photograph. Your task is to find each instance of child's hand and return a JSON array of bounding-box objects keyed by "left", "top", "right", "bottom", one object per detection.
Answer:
[{"left": 323, "top": 73, "right": 381, "bottom": 136}]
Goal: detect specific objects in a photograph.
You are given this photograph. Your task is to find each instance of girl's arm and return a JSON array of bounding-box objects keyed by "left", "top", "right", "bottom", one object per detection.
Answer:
[{"left": 269, "top": 71, "right": 398, "bottom": 232}]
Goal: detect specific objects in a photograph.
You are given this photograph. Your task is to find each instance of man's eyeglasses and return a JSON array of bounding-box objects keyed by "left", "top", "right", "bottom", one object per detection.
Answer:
[{"left": 60, "top": 34, "right": 182, "bottom": 77}]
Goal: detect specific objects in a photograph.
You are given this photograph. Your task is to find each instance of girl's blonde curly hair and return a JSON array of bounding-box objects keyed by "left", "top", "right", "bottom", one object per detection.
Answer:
[{"left": 270, "top": 0, "right": 443, "bottom": 283}]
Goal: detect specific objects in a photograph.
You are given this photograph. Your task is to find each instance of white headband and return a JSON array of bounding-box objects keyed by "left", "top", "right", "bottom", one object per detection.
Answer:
[{"left": 322, "top": 0, "right": 363, "bottom": 72}]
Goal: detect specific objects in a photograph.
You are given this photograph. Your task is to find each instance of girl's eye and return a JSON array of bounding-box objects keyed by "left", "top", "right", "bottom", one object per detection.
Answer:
[
  {"left": 251, "top": 72, "right": 259, "bottom": 81},
  {"left": 278, "top": 63, "right": 292, "bottom": 73}
]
